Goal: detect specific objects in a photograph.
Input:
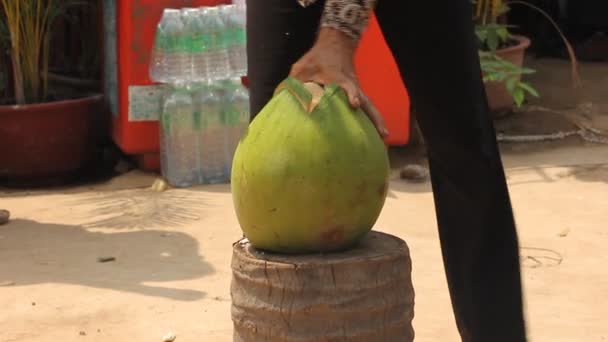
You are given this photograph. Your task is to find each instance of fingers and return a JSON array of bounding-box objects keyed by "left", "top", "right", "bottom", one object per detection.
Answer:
[
  {"left": 291, "top": 58, "right": 361, "bottom": 108},
  {"left": 359, "top": 92, "right": 390, "bottom": 138},
  {"left": 315, "top": 78, "right": 388, "bottom": 139},
  {"left": 289, "top": 58, "right": 317, "bottom": 82},
  {"left": 289, "top": 57, "right": 388, "bottom": 139},
  {"left": 337, "top": 79, "right": 388, "bottom": 138},
  {"left": 337, "top": 80, "right": 361, "bottom": 108}
]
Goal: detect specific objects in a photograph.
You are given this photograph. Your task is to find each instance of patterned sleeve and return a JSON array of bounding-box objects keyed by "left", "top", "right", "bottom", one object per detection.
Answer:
[{"left": 298, "top": 0, "right": 377, "bottom": 41}]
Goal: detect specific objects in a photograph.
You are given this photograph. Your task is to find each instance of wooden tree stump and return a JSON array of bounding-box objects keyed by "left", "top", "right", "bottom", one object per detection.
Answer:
[{"left": 230, "top": 231, "right": 415, "bottom": 342}]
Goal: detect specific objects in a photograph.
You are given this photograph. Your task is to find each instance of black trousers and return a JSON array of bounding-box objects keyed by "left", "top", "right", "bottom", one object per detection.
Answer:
[{"left": 246, "top": 1, "right": 527, "bottom": 341}]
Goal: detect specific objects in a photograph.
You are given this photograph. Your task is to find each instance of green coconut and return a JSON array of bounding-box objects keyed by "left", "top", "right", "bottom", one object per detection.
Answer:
[{"left": 231, "top": 77, "right": 390, "bottom": 253}]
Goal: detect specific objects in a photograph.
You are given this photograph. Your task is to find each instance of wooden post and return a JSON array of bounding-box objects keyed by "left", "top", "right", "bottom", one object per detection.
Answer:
[{"left": 230, "top": 231, "right": 415, "bottom": 342}]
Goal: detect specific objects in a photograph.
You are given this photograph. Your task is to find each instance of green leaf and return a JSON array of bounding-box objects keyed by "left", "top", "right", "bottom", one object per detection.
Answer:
[
  {"left": 505, "top": 77, "right": 518, "bottom": 92},
  {"left": 475, "top": 30, "right": 487, "bottom": 43},
  {"left": 513, "top": 88, "right": 525, "bottom": 107},
  {"left": 486, "top": 31, "right": 499, "bottom": 52},
  {"left": 519, "top": 67, "right": 537, "bottom": 74},
  {"left": 494, "top": 71, "right": 508, "bottom": 81},
  {"left": 484, "top": 74, "right": 497, "bottom": 82},
  {"left": 519, "top": 82, "right": 540, "bottom": 97},
  {"left": 497, "top": 26, "right": 509, "bottom": 41}
]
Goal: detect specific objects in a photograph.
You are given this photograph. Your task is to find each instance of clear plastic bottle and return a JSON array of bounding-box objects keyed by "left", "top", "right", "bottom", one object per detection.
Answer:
[
  {"left": 180, "top": 8, "right": 208, "bottom": 82},
  {"left": 194, "top": 83, "right": 229, "bottom": 184},
  {"left": 160, "top": 85, "right": 199, "bottom": 187},
  {"left": 150, "top": 9, "right": 188, "bottom": 83},
  {"left": 200, "top": 6, "right": 231, "bottom": 81},
  {"left": 221, "top": 4, "right": 247, "bottom": 77},
  {"left": 233, "top": 3, "right": 248, "bottom": 76},
  {"left": 222, "top": 79, "right": 250, "bottom": 175}
]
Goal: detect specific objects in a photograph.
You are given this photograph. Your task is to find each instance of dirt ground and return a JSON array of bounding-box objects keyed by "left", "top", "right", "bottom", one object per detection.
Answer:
[{"left": 1, "top": 59, "right": 608, "bottom": 341}]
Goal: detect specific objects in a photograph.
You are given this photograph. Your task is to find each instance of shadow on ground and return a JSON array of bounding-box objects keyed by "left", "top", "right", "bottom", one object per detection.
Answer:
[
  {"left": 67, "top": 188, "right": 218, "bottom": 229},
  {"left": 0, "top": 219, "right": 214, "bottom": 301},
  {"left": 563, "top": 164, "right": 608, "bottom": 183},
  {"left": 0, "top": 169, "right": 160, "bottom": 199}
]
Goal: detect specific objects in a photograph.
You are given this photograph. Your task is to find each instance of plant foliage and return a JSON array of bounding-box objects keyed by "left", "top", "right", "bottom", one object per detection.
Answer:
[
  {"left": 0, "top": 0, "right": 68, "bottom": 104},
  {"left": 473, "top": 0, "right": 539, "bottom": 107},
  {"left": 473, "top": 0, "right": 579, "bottom": 108}
]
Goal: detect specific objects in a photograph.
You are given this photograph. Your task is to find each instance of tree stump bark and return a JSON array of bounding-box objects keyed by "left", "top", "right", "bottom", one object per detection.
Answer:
[{"left": 230, "top": 231, "right": 415, "bottom": 342}]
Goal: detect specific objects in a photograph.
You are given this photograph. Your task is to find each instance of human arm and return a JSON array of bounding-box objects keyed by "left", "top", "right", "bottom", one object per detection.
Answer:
[{"left": 292, "top": 0, "right": 388, "bottom": 137}]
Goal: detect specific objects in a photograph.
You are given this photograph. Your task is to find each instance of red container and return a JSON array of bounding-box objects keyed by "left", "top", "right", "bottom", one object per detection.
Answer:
[
  {"left": 102, "top": 0, "right": 231, "bottom": 170},
  {"left": 0, "top": 95, "right": 104, "bottom": 186},
  {"left": 355, "top": 13, "right": 410, "bottom": 146}
]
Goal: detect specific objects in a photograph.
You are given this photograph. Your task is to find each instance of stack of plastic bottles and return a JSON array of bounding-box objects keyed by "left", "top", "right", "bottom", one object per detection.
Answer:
[{"left": 150, "top": 3, "right": 249, "bottom": 187}]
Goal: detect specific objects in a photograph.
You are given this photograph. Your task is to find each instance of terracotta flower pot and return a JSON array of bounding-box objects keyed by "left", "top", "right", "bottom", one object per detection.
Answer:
[
  {"left": 483, "top": 35, "right": 531, "bottom": 115},
  {"left": 0, "top": 94, "right": 104, "bottom": 187}
]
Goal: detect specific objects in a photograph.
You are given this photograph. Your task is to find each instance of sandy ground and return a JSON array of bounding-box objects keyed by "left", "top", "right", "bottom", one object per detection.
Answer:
[
  {"left": 1, "top": 59, "right": 608, "bottom": 341},
  {"left": 1, "top": 142, "right": 608, "bottom": 342}
]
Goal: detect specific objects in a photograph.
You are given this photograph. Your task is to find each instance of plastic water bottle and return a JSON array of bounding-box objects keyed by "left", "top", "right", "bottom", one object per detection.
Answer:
[
  {"left": 160, "top": 86, "right": 199, "bottom": 187},
  {"left": 194, "top": 83, "right": 229, "bottom": 183},
  {"left": 233, "top": 3, "right": 248, "bottom": 76},
  {"left": 180, "top": 8, "right": 208, "bottom": 82},
  {"left": 150, "top": 9, "right": 188, "bottom": 83},
  {"left": 150, "top": 9, "right": 178, "bottom": 82},
  {"left": 222, "top": 79, "right": 250, "bottom": 175},
  {"left": 200, "top": 6, "right": 231, "bottom": 81},
  {"left": 221, "top": 4, "right": 247, "bottom": 77}
]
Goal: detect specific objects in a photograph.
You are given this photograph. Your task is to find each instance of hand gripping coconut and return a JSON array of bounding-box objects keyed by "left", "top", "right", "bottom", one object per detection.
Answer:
[{"left": 231, "top": 77, "right": 390, "bottom": 253}]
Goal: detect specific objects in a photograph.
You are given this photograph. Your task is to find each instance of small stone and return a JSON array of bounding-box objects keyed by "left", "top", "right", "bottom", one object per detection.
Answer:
[
  {"left": 151, "top": 178, "right": 169, "bottom": 192},
  {"left": 558, "top": 228, "right": 570, "bottom": 237},
  {"left": 97, "top": 256, "right": 116, "bottom": 263},
  {"left": 0, "top": 209, "right": 10, "bottom": 225},
  {"left": 32, "top": 302, "right": 36, "bottom": 306},
  {"left": 399, "top": 164, "right": 429, "bottom": 182},
  {"left": 79, "top": 331, "right": 86, "bottom": 336},
  {"left": 162, "top": 332, "right": 177, "bottom": 342}
]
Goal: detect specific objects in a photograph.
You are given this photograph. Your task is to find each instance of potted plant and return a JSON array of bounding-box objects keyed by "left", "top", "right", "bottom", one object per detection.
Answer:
[
  {"left": 474, "top": 0, "right": 578, "bottom": 116},
  {"left": 0, "top": 0, "right": 104, "bottom": 187}
]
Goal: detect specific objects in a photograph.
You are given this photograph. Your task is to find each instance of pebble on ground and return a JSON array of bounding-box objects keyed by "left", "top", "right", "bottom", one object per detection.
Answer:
[
  {"left": 0, "top": 209, "right": 10, "bottom": 225},
  {"left": 399, "top": 165, "right": 429, "bottom": 182}
]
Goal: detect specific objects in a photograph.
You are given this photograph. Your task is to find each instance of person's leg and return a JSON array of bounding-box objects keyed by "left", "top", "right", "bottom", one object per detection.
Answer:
[
  {"left": 374, "top": 1, "right": 527, "bottom": 341},
  {"left": 246, "top": 0, "right": 324, "bottom": 119}
]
